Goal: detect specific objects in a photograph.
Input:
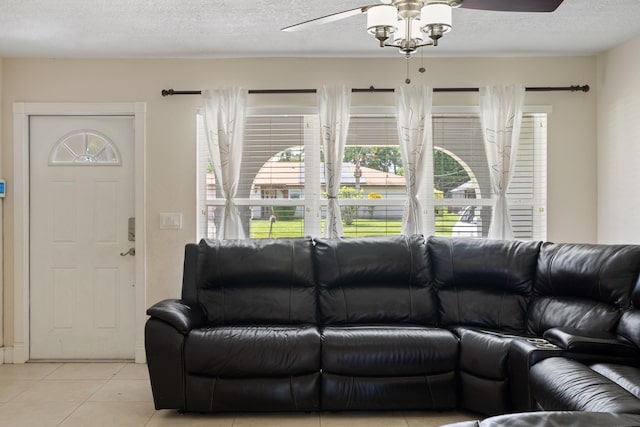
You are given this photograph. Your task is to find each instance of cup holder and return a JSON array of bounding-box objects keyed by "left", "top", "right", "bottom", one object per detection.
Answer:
[
  {"left": 534, "top": 343, "right": 559, "bottom": 349},
  {"left": 524, "top": 338, "right": 559, "bottom": 349}
]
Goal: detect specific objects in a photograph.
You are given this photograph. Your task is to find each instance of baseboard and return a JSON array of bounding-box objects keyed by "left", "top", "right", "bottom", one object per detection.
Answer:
[
  {"left": 1, "top": 345, "right": 144, "bottom": 364},
  {"left": 2, "top": 346, "right": 14, "bottom": 364},
  {"left": 135, "top": 344, "right": 146, "bottom": 364},
  {"left": 12, "top": 343, "right": 26, "bottom": 364}
]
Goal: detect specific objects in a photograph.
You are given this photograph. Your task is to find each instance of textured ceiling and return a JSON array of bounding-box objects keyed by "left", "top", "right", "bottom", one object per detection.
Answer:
[{"left": 0, "top": 0, "right": 639, "bottom": 58}]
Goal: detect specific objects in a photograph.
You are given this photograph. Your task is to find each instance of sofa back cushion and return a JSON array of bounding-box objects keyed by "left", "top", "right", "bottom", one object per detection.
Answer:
[
  {"left": 428, "top": 236, "right": 541, "bottom": 333},
  {"left": 528, "top": 243, "right": 640, "bottom": 335},
  {"left": 182, "top": 238, "right": 316, "bottom": 325},
  {"left": 314, "top": 235, "right": 436, "bottom": 325},
  {"left": 616, "top": 279, "right": 640, "bottom": 349}
]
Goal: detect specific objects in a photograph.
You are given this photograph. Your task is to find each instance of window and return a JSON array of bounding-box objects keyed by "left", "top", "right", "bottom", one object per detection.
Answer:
[
  {"left": 197, "top": 114, "right": 314, "bottom": 239},
  {"left": 197, "top": 107, "right": 547, "bottom": 241},
  {"left": 50, "top": 130, "right": 121, "bottom": 165},
  {"left": 432, "top": 113, "right": 547, "bottom": 239}
]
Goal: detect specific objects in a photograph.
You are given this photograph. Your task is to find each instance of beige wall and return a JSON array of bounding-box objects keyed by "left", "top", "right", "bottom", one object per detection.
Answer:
[
  {"left": 597, "top": 34, "right": 640, "bottom": 244},
  {"left": 1, "top": 56, "right": 598, "bottom": 349},
  {"left": 0, "top": 57, "right": 3, "bottom": 352}
]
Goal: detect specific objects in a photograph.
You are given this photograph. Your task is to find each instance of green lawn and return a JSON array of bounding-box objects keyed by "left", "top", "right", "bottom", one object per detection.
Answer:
[
  {"left": 250, "top": 218, "right": 305, "bottom": 238},
  {"left": 250, "top": 214, "right": 459, "bottom": 238}
]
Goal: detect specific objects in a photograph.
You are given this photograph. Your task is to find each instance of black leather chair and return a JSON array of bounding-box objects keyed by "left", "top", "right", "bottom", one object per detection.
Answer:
[
  {"left": 315, "top": 235, "right": 458, "bottom": 410},
  {"left": 146, "top": 238, "right": 320, "bottom": 412},
  {"left": 529, "top": 270, "right": 640, "bottom": 414}
]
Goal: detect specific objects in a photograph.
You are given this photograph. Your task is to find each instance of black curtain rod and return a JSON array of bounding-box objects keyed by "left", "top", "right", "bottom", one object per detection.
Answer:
[{"left": 161, "top": 85, "right": 589, "bottom": 97}]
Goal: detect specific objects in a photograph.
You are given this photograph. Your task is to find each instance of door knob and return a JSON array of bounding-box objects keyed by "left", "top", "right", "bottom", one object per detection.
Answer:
[{"left": 120, "top": 247, "right": 136, "bottom": 256}]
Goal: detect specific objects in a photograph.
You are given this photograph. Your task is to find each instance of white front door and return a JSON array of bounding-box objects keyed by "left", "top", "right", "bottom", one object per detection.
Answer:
[{"left": 29, "top": 115, "right": 136, "bottom": 360}]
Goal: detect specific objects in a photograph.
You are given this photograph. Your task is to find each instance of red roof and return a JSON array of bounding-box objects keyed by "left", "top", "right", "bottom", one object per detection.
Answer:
[{"left": 252, "top": 161, "right": 405, "bottom": 187}]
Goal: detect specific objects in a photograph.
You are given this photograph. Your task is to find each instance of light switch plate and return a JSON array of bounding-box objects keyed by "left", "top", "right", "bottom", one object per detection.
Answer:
[{"left": 160, "top": 212, "right": 182, "bottom": 230}]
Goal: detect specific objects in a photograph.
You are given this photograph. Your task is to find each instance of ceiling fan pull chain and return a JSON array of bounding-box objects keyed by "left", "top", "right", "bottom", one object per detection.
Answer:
[{"left": 405, "top": 56, "right": 412, "bottom": 84}]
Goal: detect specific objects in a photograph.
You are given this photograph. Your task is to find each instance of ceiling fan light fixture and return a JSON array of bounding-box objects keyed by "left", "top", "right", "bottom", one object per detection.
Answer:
[
  {"left": 282, "top": 0, "right": 565, "bottom": 55},
  {"left": 367, "top": 5, "right": 398, "bottom": 34},
  {"left": 421, "top": 2, "right": 453, "bottom": 44},
  {"left": 392, "top": 17, "right": 425, "bottom": 55},
  {"left": 364, "top": 1, "right": 455, "bottom": 53},
  {"left": 420, "top": 3, "right": 453, "bottom": 29},
  {"left": 395, "top": 18, "right": 423, "bottom": 42},
  {"left": 367, "top": 4, "right": 398, "bottom": 46}
]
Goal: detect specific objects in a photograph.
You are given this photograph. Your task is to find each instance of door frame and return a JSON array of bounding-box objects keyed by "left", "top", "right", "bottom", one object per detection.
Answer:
[{"left": 12, "top": 102, "right": 147, "bottom": 363}]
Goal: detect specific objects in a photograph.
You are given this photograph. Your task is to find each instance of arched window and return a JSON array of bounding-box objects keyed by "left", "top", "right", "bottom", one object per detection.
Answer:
[
  {"left": 49, "top": 130, "right": 121, "bottom": 165},
  {"left": 434, "top": 147, "right": 484, "bottom": 237}
]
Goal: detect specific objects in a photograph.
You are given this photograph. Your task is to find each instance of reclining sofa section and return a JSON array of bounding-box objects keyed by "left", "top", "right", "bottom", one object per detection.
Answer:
[{"left": 145, "top": 235, "right": 640, "bottom": 415}]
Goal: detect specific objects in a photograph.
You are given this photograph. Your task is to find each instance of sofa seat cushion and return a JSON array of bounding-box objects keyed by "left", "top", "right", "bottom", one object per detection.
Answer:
[
  {"left": 185, "top": 325, "right": 320, "bottom": 377},
  {"left": 530, "top": 357, "right": 640, "bottom": 414},
  {"left": 590, "top": 363, "right": 640, "bottom": 399},
  {"left": 321, "top": 325, "right": 458, "bottom": 376}
]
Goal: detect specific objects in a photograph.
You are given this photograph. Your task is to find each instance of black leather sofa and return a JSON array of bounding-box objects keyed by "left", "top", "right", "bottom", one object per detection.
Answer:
[{"left": 145, "top": 235, "right": 640, "bottom": 419}]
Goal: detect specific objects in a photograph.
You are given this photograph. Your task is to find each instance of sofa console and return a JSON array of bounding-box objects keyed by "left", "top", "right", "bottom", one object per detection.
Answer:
[{"left": 145, "top": 235, "right": 640, "bottom": 417}]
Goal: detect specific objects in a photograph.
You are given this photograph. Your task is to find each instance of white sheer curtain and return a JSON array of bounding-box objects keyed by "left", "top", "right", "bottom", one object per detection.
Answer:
[
  {"left": 318, "top": 85, "right": 351, "bottom": 238},
  {"left": 202, "top": 87, "right": 248, "bottom": 240},
  {"left": 395, "top": 85, "right": 433, "bottom": 236},
  {"left": 479, "top": 84, "right": 525, "bottom": 240}
]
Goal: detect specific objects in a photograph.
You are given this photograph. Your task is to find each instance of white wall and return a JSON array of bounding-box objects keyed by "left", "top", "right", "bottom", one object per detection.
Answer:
[
  {"left": 1, "top": 56, "right": 598, "bottom": 348},
  {"left": 0, "top": 57, "right": 3, "bottom": 360},
  {"left": 597, "top": 35, "right": 640, "bottom": 244}
]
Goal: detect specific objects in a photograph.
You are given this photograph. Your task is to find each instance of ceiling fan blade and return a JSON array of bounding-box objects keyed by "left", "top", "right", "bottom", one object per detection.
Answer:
[
  {"left": 458, "top": 0, "right": 564, "bottom": 12},
  {"left": 281, "top": 5, "right": 374, "bottom": 32}
]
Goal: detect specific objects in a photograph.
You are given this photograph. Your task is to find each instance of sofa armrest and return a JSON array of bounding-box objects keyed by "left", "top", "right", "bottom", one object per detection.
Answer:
[
  {"left": 146, "top": 299, "right": 206, "bottom": 334},
  {"left": 543, "top": 327, "right": 639, "bottom": 357},
  {"left": 509, "top": 337, "right": 564, "bottom": 412}
]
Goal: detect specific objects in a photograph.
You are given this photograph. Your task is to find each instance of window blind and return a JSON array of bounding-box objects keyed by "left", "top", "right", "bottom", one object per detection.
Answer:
[{"left": 197, "top": 110, "right": 546, "bottom": 240}]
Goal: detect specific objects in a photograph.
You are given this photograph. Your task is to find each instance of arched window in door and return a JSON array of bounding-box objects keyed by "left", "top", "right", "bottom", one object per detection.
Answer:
[{"left": 49, "top": 130, "right": 121, "bottom": 165}]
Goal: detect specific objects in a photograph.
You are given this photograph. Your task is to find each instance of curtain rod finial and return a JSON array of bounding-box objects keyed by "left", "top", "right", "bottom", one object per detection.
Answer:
[
  {"left": 570, "top": 85, "right": 590, "bottom": 92},
  {"left": 161, "top": 89, "right": 174, "bottom": 96}
]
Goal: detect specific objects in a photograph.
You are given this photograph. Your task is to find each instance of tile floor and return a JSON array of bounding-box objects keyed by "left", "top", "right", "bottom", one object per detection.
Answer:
[{"left": 0, "top": 363, "right": 478, "bottom": 427}]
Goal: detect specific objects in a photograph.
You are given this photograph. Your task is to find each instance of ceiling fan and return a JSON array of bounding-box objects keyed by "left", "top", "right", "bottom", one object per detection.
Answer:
[{"left": 282, "top": 0, "right": 565, "bottom": 56}]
